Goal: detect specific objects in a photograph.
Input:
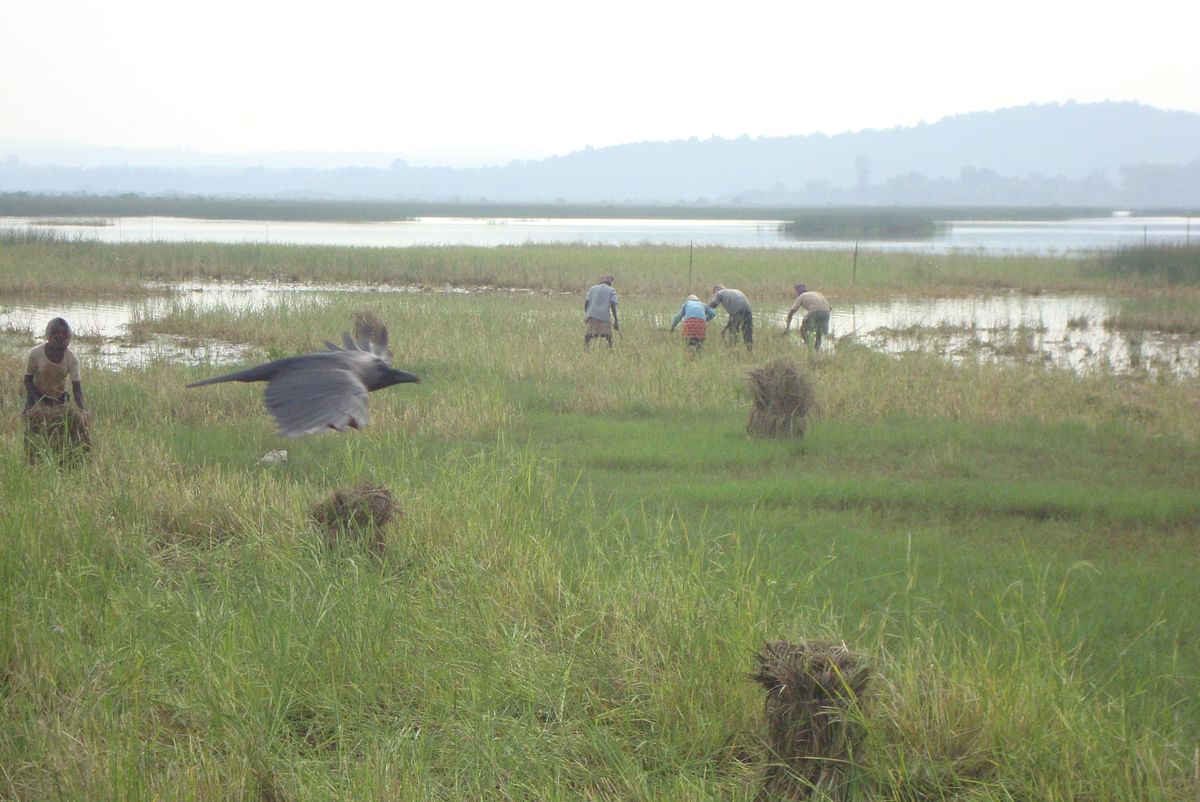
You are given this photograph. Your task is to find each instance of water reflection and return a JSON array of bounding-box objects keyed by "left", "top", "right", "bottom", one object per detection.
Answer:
[
  {"left": 2, "top": 214, "right": 1195, "bottom": 254},
  {"left": 936, "top": 216, "right": 1191, "bottom": 252},
  {"left": 3, "top": 283, "right": 1197, "bottom": 378},
  {"left": 800, "top": 294, "right": 1199, "bottom": 377},
  {"left": 0, "top": 296, "right": 258, "bottom": 368},
  {"left": 0, "top": 281, "right": 506, "bottom": 369}
]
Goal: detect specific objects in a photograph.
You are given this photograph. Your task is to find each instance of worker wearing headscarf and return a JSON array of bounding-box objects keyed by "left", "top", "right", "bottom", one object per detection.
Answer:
[{"left": 670, "top": 294, "right": 717, "bottom": 353}]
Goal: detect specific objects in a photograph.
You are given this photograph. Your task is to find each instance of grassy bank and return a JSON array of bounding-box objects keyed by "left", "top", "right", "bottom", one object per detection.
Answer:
[
  {"left": 2, "top": 235, "right": 1189, "bottom": 304},
  {"left": 2, "top": 253, "right": 1200, "bottom": 799}
]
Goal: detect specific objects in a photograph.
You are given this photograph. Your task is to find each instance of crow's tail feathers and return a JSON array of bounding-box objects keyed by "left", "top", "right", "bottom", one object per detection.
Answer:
[{"left": 336, "top": 328, "right": 391, "bottom": 361}]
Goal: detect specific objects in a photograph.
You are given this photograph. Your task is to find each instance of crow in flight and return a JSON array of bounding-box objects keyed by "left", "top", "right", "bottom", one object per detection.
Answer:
[{"left": 187, "top": 329, "right": 419, "bottom": 437}]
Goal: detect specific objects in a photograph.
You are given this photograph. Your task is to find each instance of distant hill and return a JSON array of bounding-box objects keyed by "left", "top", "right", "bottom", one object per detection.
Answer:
[{"left": 2, "top": 102, "right": 1198, "bottom": 206}]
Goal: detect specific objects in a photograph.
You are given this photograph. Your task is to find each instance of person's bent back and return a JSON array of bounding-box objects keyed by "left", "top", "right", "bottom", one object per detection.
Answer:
[{"left": 584, "top": 275, "right": 619, "bottom": 348}]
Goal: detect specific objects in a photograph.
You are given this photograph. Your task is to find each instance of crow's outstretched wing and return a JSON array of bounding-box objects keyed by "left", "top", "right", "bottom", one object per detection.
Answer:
[{"left": 264, "top": 365, "right": 370, "bottom": 437}]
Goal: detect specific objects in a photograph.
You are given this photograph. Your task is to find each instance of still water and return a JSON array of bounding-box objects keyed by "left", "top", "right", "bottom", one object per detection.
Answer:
[
  {"left": 2, "top": 214, "right": 1195, "bottom": 254},
  {"left": 824, "top": 295, "right": 1198, "bottom": 377},
  {"left": 3, "top": 283, "right": 1196, "bottom": 378}
]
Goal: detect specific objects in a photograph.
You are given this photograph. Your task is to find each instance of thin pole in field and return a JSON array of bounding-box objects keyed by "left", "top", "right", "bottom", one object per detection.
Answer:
[
  {"left": 1143, "top": 225, "right": 1148, "bottom": 246},
  {"left": 688, "top": 241, "right": 694, "bottom": 292},
  {"left": 851, "top": 241, "right": 860, "bottom": 337},
  {"left": 1187, "top": 215, "right": 1191, "bottom": 245}
]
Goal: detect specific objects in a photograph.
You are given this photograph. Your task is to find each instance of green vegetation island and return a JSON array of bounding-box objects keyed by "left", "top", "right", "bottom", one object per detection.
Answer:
[{"left": 2, "top": 233, "right": 1199, "bottom": 799}]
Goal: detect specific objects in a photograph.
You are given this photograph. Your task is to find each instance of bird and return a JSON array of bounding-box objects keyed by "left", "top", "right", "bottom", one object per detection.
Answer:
[{"left": 186, "top": 328, "right": 419, "bottom": 437}]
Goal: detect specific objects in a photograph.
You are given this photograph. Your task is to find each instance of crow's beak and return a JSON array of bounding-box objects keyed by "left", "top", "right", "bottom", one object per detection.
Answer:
[{"left": 391, "top": 370, "right": 421, "bottom": 385}]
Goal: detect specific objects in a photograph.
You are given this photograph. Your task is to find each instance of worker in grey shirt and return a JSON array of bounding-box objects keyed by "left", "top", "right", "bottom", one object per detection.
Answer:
[
  {"left": 584, "top": 275, "right": 619, "bottom": 349},
  {"left": 784, "top": 283, "right": 831, "bottom": 350},
  {"left": 708, "top": 284, "right": 753, "bottom": 351}
]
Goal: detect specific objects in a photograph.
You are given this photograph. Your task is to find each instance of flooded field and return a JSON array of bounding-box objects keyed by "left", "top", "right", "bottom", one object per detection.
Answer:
[
  {"left": 820, "top": 294, "right": 1199, "bottom": 377},
  {"left": 4, "top": 282, "right": 1198, "bottom": 378}
]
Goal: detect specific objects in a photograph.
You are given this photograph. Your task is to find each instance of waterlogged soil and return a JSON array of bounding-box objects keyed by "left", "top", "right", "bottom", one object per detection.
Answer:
[{"left": 3, "top": 281, "right": 1198, "bottom": 378}]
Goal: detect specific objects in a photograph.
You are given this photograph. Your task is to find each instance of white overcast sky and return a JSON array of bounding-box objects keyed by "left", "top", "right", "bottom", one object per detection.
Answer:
[{"left": 2, "top": 0, "right": 1197, "bottom": 164}]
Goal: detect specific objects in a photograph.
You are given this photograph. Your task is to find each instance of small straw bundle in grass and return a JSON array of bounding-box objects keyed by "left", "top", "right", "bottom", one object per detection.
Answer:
[
  {"left": 23, "top": 405, "right": 92, "bottom": 465},
  {"left": 745, "top": 359, "right": 814, "bottom": 439},
  {"left": 750, "top": 639, "right": 872, "bottom": 801},
  {"left": 353, "top": 310, "right": 388, "bottom": 346},
  {"left": 311, "top": 482, "right": 399, "bottom": 555}
]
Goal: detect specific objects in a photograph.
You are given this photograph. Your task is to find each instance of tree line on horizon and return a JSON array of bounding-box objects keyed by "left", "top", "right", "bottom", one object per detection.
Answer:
[{"left": 2, "top": 102, "right": 1198, "bottom": 207}]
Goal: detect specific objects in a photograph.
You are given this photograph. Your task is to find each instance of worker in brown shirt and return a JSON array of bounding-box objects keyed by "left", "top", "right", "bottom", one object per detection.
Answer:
[{"left": 24, "top": 317, "right": 86, "bottom": 410}]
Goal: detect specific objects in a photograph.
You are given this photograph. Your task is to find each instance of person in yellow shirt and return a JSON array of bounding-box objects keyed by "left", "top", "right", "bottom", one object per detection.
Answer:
[{"left": 24, "top": 317, "right": 86, "bottom": 411}]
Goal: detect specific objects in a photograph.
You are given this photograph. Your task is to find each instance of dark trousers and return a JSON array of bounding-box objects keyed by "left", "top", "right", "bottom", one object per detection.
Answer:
[
  {"left": 801, "top": 310, "right": 830, "bottom": 350},
  {"left": 724, "top": 311, "right": 753, "bottom": 350}
]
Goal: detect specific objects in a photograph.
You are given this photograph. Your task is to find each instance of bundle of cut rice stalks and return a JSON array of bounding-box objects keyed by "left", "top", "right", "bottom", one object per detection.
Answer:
[
  {"left": 353, "top": 310, "right": 388, "bottom": 347},
  {"left": 23, "top": 405, "right": 92, "bottom": 466},
  {"left": 745, "top": 359, "right": 814, "bottom": 439},
  {"left": 311, "top": 482, "right": 399, "bottom": 555},
  {"left": 750, "top": 639, "right": 871, "bottom": 801}
]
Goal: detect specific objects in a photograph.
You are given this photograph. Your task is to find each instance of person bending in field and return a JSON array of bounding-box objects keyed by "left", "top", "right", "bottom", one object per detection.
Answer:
[
  {"left": 708, "top": 284, "right": 754, "bottom": 351},
  {"left": 584, "top": 274, "right": 619, "bottom": 349},
  {"left": 783, "top": 283, "right": 831, "bottom": 350},
  {"left": 669, "top": 294, "right": 716, "bottom": 354},
  {"left": 24, "top": 317, "right": 86, "bottom": 411}
]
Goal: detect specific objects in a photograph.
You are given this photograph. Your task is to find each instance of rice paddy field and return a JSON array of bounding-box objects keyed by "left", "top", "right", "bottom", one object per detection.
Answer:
[{"left": 2, "top": 236, "right": 1200, "bottom": 800}]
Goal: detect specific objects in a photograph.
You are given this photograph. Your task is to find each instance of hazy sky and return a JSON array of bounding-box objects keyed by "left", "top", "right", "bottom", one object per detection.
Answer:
[{"left": 2, "top": 0, "right": 1197, "bottom": 165}]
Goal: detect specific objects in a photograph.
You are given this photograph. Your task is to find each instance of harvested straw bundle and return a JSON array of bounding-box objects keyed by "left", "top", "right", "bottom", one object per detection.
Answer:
[
  {"left": 353, "top": 310, "right": 388, "bottom": 347},
  {"left": 23, "top": 405, "right": 92, "bottom": 465},
  {"left": 745, "top": 359, "right": 814, "bottom": 438},
  {"left": 311, "top": 483, "right": 399, "bottom": 554},
  {"left": 750, "top": 639, "right": 871, "bottom": 801}
]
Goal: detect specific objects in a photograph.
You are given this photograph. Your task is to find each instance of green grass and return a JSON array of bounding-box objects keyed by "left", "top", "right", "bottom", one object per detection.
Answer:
[
  {"left": 0, "top": 235, "right": 1177, "bottom": 303},
  {"left": 1091, "top": 243, "right": 1200, "bottom": 285},
  {"left": 782, "top": 209, "right": 946, "bottom": 240},
  {"left": 1104, "top": 292, "right": 1200, "bottom": 334},
  {"left": 2, "top": 248, "right": 1200, "bottom": 799}
]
